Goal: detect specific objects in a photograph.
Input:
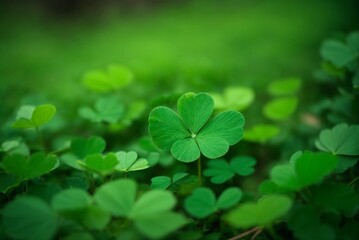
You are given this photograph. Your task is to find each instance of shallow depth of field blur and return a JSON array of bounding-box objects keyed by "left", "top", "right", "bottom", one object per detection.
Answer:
[{"left": 0, "top": 0, "right": 358, "bottom": 161}]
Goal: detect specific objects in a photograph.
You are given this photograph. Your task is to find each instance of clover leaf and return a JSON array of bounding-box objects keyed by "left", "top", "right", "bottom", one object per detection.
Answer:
[
  {"left": 12, "top": 104, "right": 56, "bottom": 129},
  {"left": 79, "top": 96, "right": 124, "bottom": 124},
  {"left": 184, "top": 187, "right": 242, "bottom": 218},
  {"left": 267, "top": 77, "right": 302, "bottom": 96},
  {"left": 211, "top": 86, "right": 255, "bottom": 111},
  {"left": 315, "top": 123, "right": 359, "bottom": 156},
  {"left": 2, "top": 196, "right": 58, "bottom": 240},
  {"left": 151, "top": 172, "right": 197, "bottom": 191},
  {"left": 225, "top": 194, "right": 292, "bottom": 228},
  {"left": 115, "top": 151, "right": 149, "bottom": 172},
  {"left": 82, "top": 64, "right": 133, "bottom": 93},
  {"left": 78, "top": 153, "right": 118, "bottom": 176},
  {"left": 243, "top": 124, "right": 280, "bottom": 143},
  {"left": 270, "top": 151, "right": 338, "bottom": 191},
  {"left": 94, "top": 179, "right": 188, "bottom": 239},
  {"left": 52, "top": 188, "right": 92, "bottom": 212},
  {"left": 148, "top": 92, "right": 245, "bottom": 162},
  {"left": 203, "top": 156, "right": 256, "bottom": 184},
  {"left": 2, "top": 152, "right": 58, "bottom": 180},
  {"left": 71, "top": 136, "right": 106, "bottom": 159},
  {"left": 263, "top": 97, "right": 298, "bottom": 121}
]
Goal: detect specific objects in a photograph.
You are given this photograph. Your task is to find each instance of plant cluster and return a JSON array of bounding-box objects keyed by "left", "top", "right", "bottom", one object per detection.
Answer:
[{"left": 1, "top": 31, "right": 359, "bottom": 240}]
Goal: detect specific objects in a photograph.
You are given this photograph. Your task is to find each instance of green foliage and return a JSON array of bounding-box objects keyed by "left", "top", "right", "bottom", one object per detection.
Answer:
[
  {"left": 263, "top": 96, "right": 298, "bottom": 121},
  {"left": 82, "top": 64, "right": 133, "bottom": 93},
  {"left": 2, "top": 196, "right": 57, "bottom": 240},
  {"left": 270, "top": 151, "right": 338, "bottom": 191},
  {"left": 79, "top": 153, "right": 118, "bottom": 176},
  {"left": 315, "top": 123, "right": 359, "bottom": 156},
  {"left": 71, "top": 136, "right": 106, "bottom": 159},
  {"left": 79, "top": 96, "right": 124, "bottom": 124},
  {"left": 321, "top": 32, "right": 359, "bottom": 68},
  {"left": 151, "top": 172, "right": 197, "bottom": 191},
  {"left": 115, "top": 151, "right": 149, "bottom": 172},
  {"left": 52, "top": 188, "right": 91, "bottom": 212},
  {"left": 225, "top": 194, "right": 292, "bottom": 228},
  {"left": 203, "top": 156, "right": 256, "bottom": 184},
  {"left": 243, "top": 124, "right": 280, "bottom": 143},
  {"left": 211, "top": 86, "right": 255, "bottom": 111},
  {"left": 268, "top": 77, "right": 302, "bottom": 96},
  {"left": 148, "top": 92, "right": 245, "bottom": 162},
  {"left": 2, "top": 152, "right": 57, "bottom": 180},
  {"left": 184, "top": 187, "right": 242, "bottom": 218},
  {"left": 12, "top": 104, "right": 56, "bottom": 129},
  {"left": 94, "top": 179, "right": 187, "bottom": 239}
]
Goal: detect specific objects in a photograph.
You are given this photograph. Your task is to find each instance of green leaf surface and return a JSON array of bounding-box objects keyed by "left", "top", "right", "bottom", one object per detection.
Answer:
[
  {"left": 171, "top": 138, "right": 200, "bottom": 162},
  {"left": 288, "top": 205, "right": 335, "bottom": 240},
  {"left": 177, "top": 92, "right": 213, "bottom": 133},
  {"left": 312, "top": 183, "right": 359, "bottom": 216},
  {"left": 148, "top": 106, "right": 190, "bottom": 151},
  {"left": 199, "top": 110, "right": 245, "bottom": 145},
  {"left": 81, "top": 153, "right": 118, "bottom": 175},
  {"left": 204, "top": 159, "right": 234, "bottom": 184},
  {"left": 130, "top": 190, "right": 176, "bottom": 218},
  {"left": 71, "top": 136, "right": 106, "bottom": 159},
  {"left": 225, "top": 194, "right": 292, "bottom": 228},
  {"left": 151, "top": 176, "right": 172, "bottom": 190},
  {"left": 295, "top": 151, "right": 338, "bottom": 186},
  {"left": 82, "top": 206, "right": 111, "bottom": 230},
  {"left": 82, "top": 65, "right": 133, "bottom": 93},
  {"left": 148, "top": 92, "right": 245, "bottom": 162},
  {"left": 212, "top": 86, "right": 255, "bottom": 111},
  {"left": 31, "top": 104, "right": 56, "bottom": 127},
  {"left": 268, "top": 77, "right": 302, "bottom": 96},
  {"left": 12, "top": 104, "right": 56, "bottom": 129},
  {"left": 134, "top": 212, "right": 188, "bottom": 239},
  {"left": 94, "top": 179, "right": 136, "bottom": 217},
  {"left": 115, "top": 151, "right": 149, "bottom": 172},
  {"left": 2, "top": 152, "right": 57, "bottom": 180},
  {"left": 263, "top": 97, "right": 298, "bottom": 120},
  {"left": 321, "top": 39, "right": 358, "bottom": 67},
  {"left": 216, "top": 187, "right": 242, "bottom": 209},
  {"left": 151, "top": 173, "right": 196, "bottom": 191},
  {"left": 0, "top": 172, "right": 20, "bottom": 194},
  {"left": 2, "top": 196, "right": 57, "bottom": 240},
  {"left": 230, "top": 156, "right": 256, "bottom": 176},
  {"left": 196, "top": 136, "right": 229, "bottom": 159},
  {"left": 204, "top": 156, "right": 256, "bottom": 184},
  {"left": 1, "top": 140, "right": 20, "bottom": 152},
  {"left": 52, "top": 188, "right": 92, "bottom": 212},
  {"left": 184, "top": 188, "right": 217, "bottom": 218},
  {"left": 243, "top": 124, "right": 280, "bottom": 143},
  {"left": 315, "top": 123, "right": 359, "bottom": 156},
  {"left": 79, "top": 96, "right": 124, "bottom": 124},
  {"left": 270, "top": 151, "right": 338, "bottom": 191}
]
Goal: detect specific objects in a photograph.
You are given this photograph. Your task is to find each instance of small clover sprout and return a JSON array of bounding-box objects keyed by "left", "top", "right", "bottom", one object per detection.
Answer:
[{"left": 148, "top": 92, "right": 245, "bottom": 162}]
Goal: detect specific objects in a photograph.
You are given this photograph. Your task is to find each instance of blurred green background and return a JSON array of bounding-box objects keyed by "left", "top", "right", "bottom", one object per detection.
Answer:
[{"left": 0, "top": 0, "right": 358, "bottom": 123}]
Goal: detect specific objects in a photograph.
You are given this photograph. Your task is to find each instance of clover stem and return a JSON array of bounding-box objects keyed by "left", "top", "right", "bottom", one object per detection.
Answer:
[
  {"left": 228, "top": 227, "right": 261, "bottom": 240},
  {"left": 197, "top": 155, "right": 202, "bottom": 186},
  {"left": 35, "top": 127, "right": 46, "bottom": 152}
]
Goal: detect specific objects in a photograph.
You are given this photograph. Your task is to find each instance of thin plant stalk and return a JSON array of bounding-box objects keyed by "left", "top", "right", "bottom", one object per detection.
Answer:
[{"left": 197, "top": 155, "right": 202, "bottom": 186}]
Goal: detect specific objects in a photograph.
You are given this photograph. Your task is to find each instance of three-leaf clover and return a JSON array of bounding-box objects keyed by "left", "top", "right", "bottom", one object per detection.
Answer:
[
  {"left": 184, "top": 187, "right": 242, "bottom": 218},
  {"left": 115, "top": 151, "right": 149, "bottom": 172},
  {"left": 12, "top": 104, "right": 56, "bottom": 129},
  {"left": 148, "top": 92, "right": 245, "bottom": 162},
  {"left": 204, "top": 156, "right": 256, "bottom": 184},
  {"left": 270, "top": 151, "right": 338, "bottom": 191},
  {"left": 225, "top": 194, "right": 292, "bottom": 228},
  {"left": 94, "top": 179, "right": 188, "bottom": 239},
  {"left": 151, "top": 172, "right": 197, "bottom": 191}
]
